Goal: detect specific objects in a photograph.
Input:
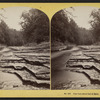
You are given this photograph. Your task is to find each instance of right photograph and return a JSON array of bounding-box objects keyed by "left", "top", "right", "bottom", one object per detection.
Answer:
[{"left": 51, "top": 6, "right": 100, "bottom": 89}]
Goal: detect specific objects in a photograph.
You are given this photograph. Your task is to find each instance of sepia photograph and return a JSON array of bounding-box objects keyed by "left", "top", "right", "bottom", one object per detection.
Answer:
[
  {"left": 0, "top": 7, "right": 50, "bottom": 90},
  {"left": 51, "top": 6, "right": 100, "bottom": 89}
]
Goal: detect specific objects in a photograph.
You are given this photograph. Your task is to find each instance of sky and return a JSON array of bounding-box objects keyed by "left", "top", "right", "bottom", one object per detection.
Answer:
[
  {"left": 64, "top": 6, "right": 99, "bottom": 29},
  {"left": 0, "top": 7, "right": 31, "bottom": 30},
  {"left": 0, "top": 6, "right": 99, "bottom": 30}
]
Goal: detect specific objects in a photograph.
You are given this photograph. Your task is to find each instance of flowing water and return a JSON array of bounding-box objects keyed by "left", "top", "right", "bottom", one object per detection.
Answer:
[{"left": 51, "top": 45, "right": 100, "bottom": 89}]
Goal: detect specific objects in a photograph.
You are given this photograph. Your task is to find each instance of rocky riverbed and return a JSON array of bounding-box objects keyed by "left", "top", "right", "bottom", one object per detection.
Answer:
[
  {"left": 51, "top": 45, "right": 100, "bottom": 89},
  {"left": 0, "top": 43, "right": 50, "bottom": 90}
]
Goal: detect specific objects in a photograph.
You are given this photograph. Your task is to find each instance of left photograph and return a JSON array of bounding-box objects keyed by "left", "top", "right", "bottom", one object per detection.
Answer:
[{"left": 0, "top": 7, "right": 50, "bottom": 90}]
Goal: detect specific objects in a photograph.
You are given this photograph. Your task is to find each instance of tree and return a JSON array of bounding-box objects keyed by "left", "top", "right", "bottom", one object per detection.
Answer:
[
  {"left": 90, "top": 9, "right": 100, "bottom": 42},
  {"left": 8, "top": 29, "right": 24, "bottom": 46},
  {"left": 77, "top": 27, "right": 94, "bottom": 45},
  {"left": 0, "top": 20, "right": 10, "bottom": 45},
  {"left": 51, "top": 9, "right": 79, "bottom": 44},
  {"left": 20, "top": 9, "right": 49, "bottom": 44}
]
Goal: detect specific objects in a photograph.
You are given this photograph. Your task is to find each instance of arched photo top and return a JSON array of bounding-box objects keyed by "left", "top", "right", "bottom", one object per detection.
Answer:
[
  {"left": 51, "top": 6, "right": 100, "bottom": 45},
  {"left": 51, "top": 6, "right": 100, "bottom": 30},
  {"left": 0, "top": 6, "right": 49, "bottom": 46},
  {"left": 0, "top": 6, "right": 49, "bottom": 31}
]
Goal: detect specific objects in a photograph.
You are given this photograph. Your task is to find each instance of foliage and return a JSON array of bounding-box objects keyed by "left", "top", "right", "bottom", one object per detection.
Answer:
[
  {"left": 90, "top": 9, "right": 100, "bottom": 42},
  {"left": 0, "top": 8, "right": 49, "bottom": 46},
  {"left": 51, "top": 10, "right": 79, "bottom": 45},
  {"left": 20, "top": 9, "right": 49, "bottom": 44},
  {"left": 0, "top": 20, "right": 10, "bottom": 45},
  {"left": 51, "top": 9, "right": 97, "bottom": 46}
]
